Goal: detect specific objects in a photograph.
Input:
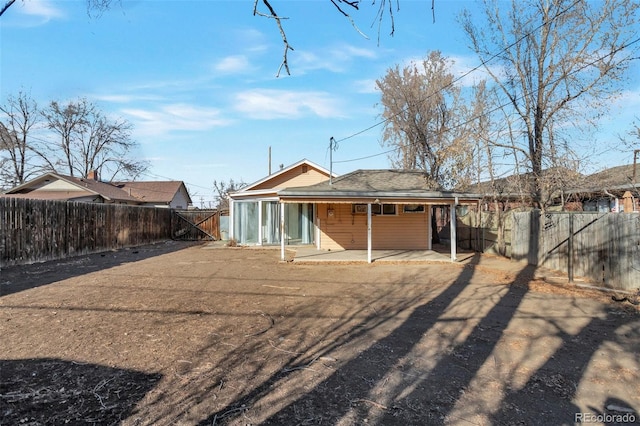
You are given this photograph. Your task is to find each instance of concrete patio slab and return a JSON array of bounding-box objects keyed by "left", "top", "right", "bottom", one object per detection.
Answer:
[{"left": 291, "top": 246, "right": 474, "bottom": 263}]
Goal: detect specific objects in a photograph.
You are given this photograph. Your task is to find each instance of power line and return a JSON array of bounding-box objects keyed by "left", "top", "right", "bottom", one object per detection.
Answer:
[
  {"left": 333, "top": 0, "right": 583, "bottom": 146},
  {"left": 328, "top": 0, "right": 585, "bottom": 170},
  {"left": 331, "top": 6, "right": 639, "bottom": 166}
]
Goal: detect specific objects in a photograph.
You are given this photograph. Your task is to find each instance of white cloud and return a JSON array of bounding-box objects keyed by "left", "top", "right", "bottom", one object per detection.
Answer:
[
  {"left": 122, "top": 103, "right": 232, "bottom": 136},
  {"left": 353, "top": 78, "right": 379, "bottom": 94},
  {"left": 19, "top": 0, "right": 64, "bottom": 21},
  {"left": 233, "top": 89, "right": 345, "bottom": 119},
  {"left": 448, "top": 54, "right": 505, "bottom": 87},
  {"left": 292, "top": 43, "right": 378, "bottom": 74},
  {"left": 91, "top": 93, "right": 165, "bottom": 104},
  {"left": 214, "top": 55, "right": 252, "bottom": 74}
]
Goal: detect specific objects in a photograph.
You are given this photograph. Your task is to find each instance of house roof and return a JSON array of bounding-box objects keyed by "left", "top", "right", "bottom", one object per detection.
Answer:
[
  {"left": 569, "top": 164, "right": 639, "bottom": 193},
  {"left": 112, "top": 181, "right": 192, "bottom": 204},
  {"left": 2, "top": 172, "right": 191, "bottom": 205},
  {"left": 465, "top": 164, "right": 639, "bottom": 199},
  {"left": 3, "top": 173, "right": 141, "bottom": 203},
  {"left": 278, "top": 169, "right": 482, "bottom": 202},
  {"left": 465, "top": 167, "right": 584, "bottom": 197}
]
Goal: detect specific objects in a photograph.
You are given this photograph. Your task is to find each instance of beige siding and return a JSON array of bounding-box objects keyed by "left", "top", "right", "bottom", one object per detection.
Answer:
[
  {"left": 317, "top": 204, "right": 429, "bottom": 250},
  {"left": 38, "top": 180, "right": 81, "bottom": 191},
  {"left": 252, "top": 165, "right": 329, "bottom": 190}
]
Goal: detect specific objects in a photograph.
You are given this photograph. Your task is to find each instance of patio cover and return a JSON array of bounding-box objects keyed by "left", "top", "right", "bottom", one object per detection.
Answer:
[{"left": 277, "top": 170, "right": 482, "bottom": 262}]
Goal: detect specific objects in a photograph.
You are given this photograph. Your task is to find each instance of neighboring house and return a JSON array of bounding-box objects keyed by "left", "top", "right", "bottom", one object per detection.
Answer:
[
  {"left": 564, "top": 164, "right": 639, "bottom": 213},
  {"left": 1, "top": 171, "right": 192, "bottom": 209},
  {"left": 229, "top": 160, "right": 481, "bottom": 262},
  {"left": 228, "top": 159, "right": 334, "bottom": 246},
  {"left": 465, "top": 164, "right": 640, "bottom": 213},
  {"left": 112, "top": 180, "right": 192, "bottom": 209},
  {"left": 465, "top": 166, "right": 584, "bottom": 211}
]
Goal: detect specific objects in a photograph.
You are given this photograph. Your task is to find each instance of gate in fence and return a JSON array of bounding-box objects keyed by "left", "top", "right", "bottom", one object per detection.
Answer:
[{"left": 172, "top": 210, "right": 220, "bottom": 241}]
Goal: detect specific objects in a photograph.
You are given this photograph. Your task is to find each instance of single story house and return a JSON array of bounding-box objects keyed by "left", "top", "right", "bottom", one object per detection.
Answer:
[
  {"left": 1, "top": 171, "right": 192, "bottom": 209},
  {"left": 465, "top": 164, "right": 639, "bottom": 213},
  {"left": 563, "top": 164, "right": 639, "bottom": 213},
  {"left": 229, "top": 159, "right": 482, "bottom": 262}
]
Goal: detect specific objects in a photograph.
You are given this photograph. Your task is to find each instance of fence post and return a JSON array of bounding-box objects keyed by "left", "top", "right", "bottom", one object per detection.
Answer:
[{"left": 568, "top": 213, "right": 574, "bottom": 283}]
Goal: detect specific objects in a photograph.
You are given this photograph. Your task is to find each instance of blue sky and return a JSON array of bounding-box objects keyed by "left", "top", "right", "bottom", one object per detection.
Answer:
[{"left": 1, "top": 0, "right": 639, "bottom": 207}]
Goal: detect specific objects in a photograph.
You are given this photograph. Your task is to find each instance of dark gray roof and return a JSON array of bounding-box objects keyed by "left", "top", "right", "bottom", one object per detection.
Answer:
[
  {"left": 279, "top": 169, "right": 481, "bottom": 200},
  {"left": 574, "top": 164, "right": 638, "bottom": 192}
]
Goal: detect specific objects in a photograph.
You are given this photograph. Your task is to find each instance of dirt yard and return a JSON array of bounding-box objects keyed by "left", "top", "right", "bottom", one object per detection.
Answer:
[{"left": 1, "top": 241, "right": 638, "bottom": 425}]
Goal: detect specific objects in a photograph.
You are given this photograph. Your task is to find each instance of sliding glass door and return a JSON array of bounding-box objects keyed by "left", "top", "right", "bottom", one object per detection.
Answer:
[
  {"left": 262, "top": 201, "right": 280, "bottom": 245},
  {"left": 234, "top": 200, "right": 314, "bottom": 246},
  {"left": 232, "top": 201, "right": 258, "bottom": 244}
]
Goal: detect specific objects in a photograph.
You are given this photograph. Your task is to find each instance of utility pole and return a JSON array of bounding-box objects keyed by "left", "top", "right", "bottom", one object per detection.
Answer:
[
  {"left": 633, "top": 149, "right": 640, "bottom": 183},
  {"left": 329, "top": 137, "right": 337, "bottom": 185}
]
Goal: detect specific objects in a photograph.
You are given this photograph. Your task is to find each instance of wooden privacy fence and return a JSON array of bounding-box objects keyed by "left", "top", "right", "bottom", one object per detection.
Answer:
[
  {"left": 511, "top": 210, "right": 640, "bottom": 292},
  {"left": 172, "top": 210, "right": 220, "bottom": 241},
  {"left": 456, "top": 210, "right": 513, "bottom": 257},
  {"left": 1, "top": 198, "right": 173, "bottom": 268}
]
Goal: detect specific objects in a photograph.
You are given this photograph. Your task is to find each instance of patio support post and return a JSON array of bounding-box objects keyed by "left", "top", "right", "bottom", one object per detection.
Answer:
[
  {"left": 280, "top": 201, "right": 286, "bottom": 261},
  {"left": 228, "top": 198, "right": 234, "bottom": 241},
  {"left": 257, "top": 200, "right": 263, "bottom": 246},
  {"left": 367, "top": 203, "right": 372, "bottom": 263},
  {"left": 316, "top": 214, "right": 321, "bottom": 250},
  {"left": 450, "top": 198, "right": 458, "bottom": 262},
  {"left": 427, "top": 203, "right": 432, "bottom": 250}
]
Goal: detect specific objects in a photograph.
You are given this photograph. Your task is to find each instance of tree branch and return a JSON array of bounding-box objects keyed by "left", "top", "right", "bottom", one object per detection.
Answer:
[
  {"left": 0, "top": 0, "right": 16, "bottom": 18},
  {"left": 254, "top": 0, "right": 294, "bottom": 77}
]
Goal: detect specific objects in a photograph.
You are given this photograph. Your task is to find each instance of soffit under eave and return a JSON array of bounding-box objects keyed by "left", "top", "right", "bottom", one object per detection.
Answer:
[{"left": 230, "top": 190, "right": 279, "bottom": 199}]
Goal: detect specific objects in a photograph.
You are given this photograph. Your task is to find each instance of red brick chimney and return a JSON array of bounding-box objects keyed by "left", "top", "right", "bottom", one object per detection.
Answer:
[{"left": 87, "top": 170, "right": 99, "bottom": 181}]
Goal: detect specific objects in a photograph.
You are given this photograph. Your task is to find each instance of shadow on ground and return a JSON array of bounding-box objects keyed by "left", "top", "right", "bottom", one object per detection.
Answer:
[
  {"left": 0, "top": 358, "right": 162, "bottom": 424},
  {"left": 194, "top": 254, "right": 639, "bottom": 425},
  {"left": 0, "top": 240, "right": 198, "bottom": 297}
]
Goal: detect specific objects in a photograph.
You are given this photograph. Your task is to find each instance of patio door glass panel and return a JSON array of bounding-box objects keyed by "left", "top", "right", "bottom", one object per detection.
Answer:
[
  {"left": 301, "top": 203, "right": 313, "bottom": 244},
  {"left": 233, "top": 201, "right": 258, "bottom": 244},
  {"left": 262, "top": 201, "right": 281, "bottom": 245},
  {"left": 283, "top": 203, "right": 314, "bottom": 245}
]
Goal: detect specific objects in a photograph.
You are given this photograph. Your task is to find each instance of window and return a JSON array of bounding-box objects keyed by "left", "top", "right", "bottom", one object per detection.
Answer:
[
  {"left": 403, "top": 204, "right": 425, "bottom": 213},
  {"left": 372, "top": 203, "right": 396, "bottom": 215},
  {"left": 352, "top": 204, "right": 368, "bottom": 214},
  {"left": 352, "top": 203, "right": 397, "bottom": 215}
]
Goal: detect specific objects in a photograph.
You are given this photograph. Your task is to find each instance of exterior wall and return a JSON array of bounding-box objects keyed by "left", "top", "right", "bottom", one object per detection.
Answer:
[
  {"left": 17, "top": 179, "right": 82, "bottom": 192},
  {"left": 229, "top": 163, "right": 329, "bottom": 244},
  {"left": 251, "top": 165, "right": 329, "bottom": 191},
  {"left": 169, "top": 188, "right": 191, "bottom": 209},
  {"left": 316, "top": 203, "right": 429, "bottom": 250}
]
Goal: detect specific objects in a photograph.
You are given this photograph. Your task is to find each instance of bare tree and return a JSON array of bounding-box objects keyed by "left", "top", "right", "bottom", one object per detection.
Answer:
[
  {"left": 38, "top": 98, "right": 147, "bottom": 181},
  {"left": 460, "top": 0, "right": 640, "bottom": 209},
  {"left": 0, "top": 91, "right": 41, "bottom": 188},
  {"left": 376, "top": 51, "right": 476, "bottom": 190},
  {"left": 213, "top": 179, "right": 246, "bottom": 210}
]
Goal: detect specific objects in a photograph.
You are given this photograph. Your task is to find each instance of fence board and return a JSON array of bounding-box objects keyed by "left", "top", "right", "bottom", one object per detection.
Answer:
[
  {"left": 0, "top": 198, "right": 174, "bottom": 268},
  {"left": 512, "top": 211, "right": 640, "bottom": 291}
]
